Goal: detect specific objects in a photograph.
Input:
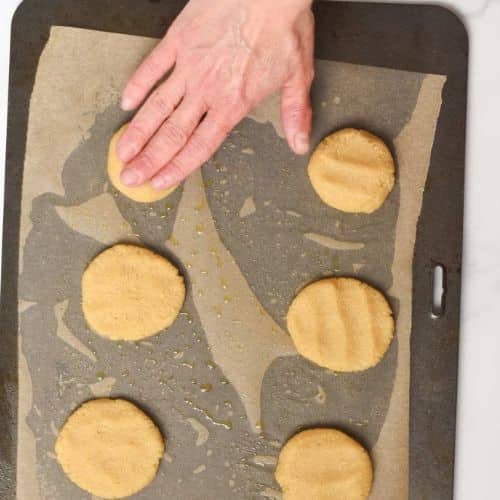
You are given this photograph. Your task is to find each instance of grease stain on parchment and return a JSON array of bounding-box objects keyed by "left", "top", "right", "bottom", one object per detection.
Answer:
[
  {"left": 49, "top": 421, "right": 58, "bottom": 437},
  {"left": 314, "top": 385, "right": 327, "bottom": 405},
  {"left": 193, "top": 464, "right": 206, "bottom": 474},
  {"left": 260, "top": 487, "right": 282, "bottom": 499},
  {"left": 251, "top": 455, "right": 278, "bottom": 467},
  {"left": 304, "top": 232, "right": 365, "bottom": 251},
  {"left": 55, "top": 192, "right": 134, "bottom": 245},
  {"left": 239, "top": 196, "right": 257, "bottom": 218},
  {"left": 54, "top": 300, "right": 96, "bottom": 363},
  {"left": 88, "top": 377, "right": 116, "bottom": 397},
  {"left": 186, "top": 417, "right": 210, "bottom": 446},
  {"left": 166, "top": 171, "right": 296, "bottom": 432},
  {"left": 19, "top": 300, "right": 37, "bottom": 313}
]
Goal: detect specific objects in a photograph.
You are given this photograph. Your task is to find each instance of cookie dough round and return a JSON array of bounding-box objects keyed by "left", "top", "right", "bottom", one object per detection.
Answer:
[
  {"left": 286, "top": 277, "right": 394, "bottom": 371},
  {"left": 108, "top": 124, "right": 178, "bottom": 203},
  {"left": 275, "top": 428, "right": 373, "bottom": 500},
  {"left": 55, "top": 398, "right": 165, "bottom": 499},
  {"left": 308, "top": 128, "right": 395, "bottom": 213},
  {"left": 82, "top": 244, "right": 185, "bottom": 340}
]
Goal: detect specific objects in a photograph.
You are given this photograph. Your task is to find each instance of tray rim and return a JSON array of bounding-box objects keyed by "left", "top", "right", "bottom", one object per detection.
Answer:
[{"left": 0, "top": 1, "right": 468, "bottom": 499}]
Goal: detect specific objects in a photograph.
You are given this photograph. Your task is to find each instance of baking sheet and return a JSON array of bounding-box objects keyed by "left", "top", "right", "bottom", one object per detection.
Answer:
[{"left": 16, "top": 26, "right": 446, "bottom": 499}]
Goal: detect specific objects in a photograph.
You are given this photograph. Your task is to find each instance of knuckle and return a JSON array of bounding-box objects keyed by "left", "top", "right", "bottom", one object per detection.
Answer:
[
  {"left": 136, "top": 149, "right": 160, "bottom": 173},
  {"left": 149, "top": 90, "right": 175, "bottom": 115},
  {"left": 188, "top": 134, "right": 211, "bottom": 159},
  {"left": 142, "top": 56, "right": 161, "bottom": 77},
  {"left": 167, "top": 159, "right": 189, "bottom": 179},
  {"left": 175, "top": 31, "right": 191, "bottom": 48},
  {"left": 210, "top": 112, "right": 234, "bottom": 136},
  {"left": 291, "top": 62, "right": 314, "bottom": 87},
  {"left": 238, "top": 89, "right": 254, "bottom": 110},
  {"left": 284, "top": 103, "right": 308, "bottom": 121},
  {"left": 160, "top": 121, "right": 188, "bottom": 146},
  {"left": 223, "top": 93, "right": 249, "bottom": 119},
  {"left": 300, "top": 9, "right": 315, "bottom": 33},
  {"left": 221, "top": 83, "right": 250, "bottom": 111},
  {"left": 290, "top": 36, "right": 301, "bottom": 53},
  {"left": 164, "top": 25, "right": 178, "bottom": 41},
  {"left": 127, "top": 77, "right": 146, "bottom": 94},
  {"left": 126, "top": 123, "right": 148, "bottom": 144},
  {"left": 285, "top": 34, "right": 301, "bottom": 55},
  {"left": 216, "top": 118, "right": 234, "bottom": 136}
]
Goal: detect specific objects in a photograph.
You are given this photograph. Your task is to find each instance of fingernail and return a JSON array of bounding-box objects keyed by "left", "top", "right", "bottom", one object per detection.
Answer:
[
  {"left": 294, "top": 132, "right": 310, "bottom": 155},
  {"left": 121, "top": 96, "right": 135, "bottom": 111},
  {"left": 116, "top": 140, "right": 138, "bottom": 163},
  {"left": 151, "top": 172, "right": 173, "bottom": 191},
  {"left": 120, "top": 168, "right": 142, "bottom": 187}
]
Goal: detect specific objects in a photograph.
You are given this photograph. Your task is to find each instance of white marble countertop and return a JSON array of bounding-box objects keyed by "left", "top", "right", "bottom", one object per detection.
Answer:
[{"left": 1, "top": 1, "right": 499, "bottom": 498}]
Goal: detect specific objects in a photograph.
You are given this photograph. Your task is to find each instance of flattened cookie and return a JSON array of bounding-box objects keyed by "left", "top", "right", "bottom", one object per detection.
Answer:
[
  {"left": 308, "top": 128, "right": 395, "bottom": 213},
  {"left": 82, "top": 244, "right": 185, "bottom": 340},
  {"left": 55, "top": 398, "right": 165, "bottom": 499},
  {"left": 286, "top": 277, "right": 394, "bottom": 371},
  {"left": 108, "top": 124, "right": 178, "bottom": 202},
  {"left": 275, "top": 428, "right": 373, "bottom": 500}
]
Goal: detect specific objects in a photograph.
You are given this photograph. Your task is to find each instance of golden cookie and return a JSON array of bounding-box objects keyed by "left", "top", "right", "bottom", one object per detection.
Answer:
[
  {"left": 55, "top": 398, "right": 165, "bottom": 499},
  {"left": 308, "top": 128, "right": 395, "bottom": 213},
  {"left": 108, "top": 124, "right": 177, "bottom": 203},
  {"left": 82, "top": 244, "right": 185, "bottom": 340},
  {"left": 275, "top": 428, "right": 373, "bottom": 500},
  {"left": 286, "top": 277, "right": 394, "bottom": 371}
]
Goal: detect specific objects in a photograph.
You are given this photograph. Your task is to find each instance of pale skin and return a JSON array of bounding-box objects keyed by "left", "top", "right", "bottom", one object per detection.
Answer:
[{"left": 117, "top": 0, "right": 315, "bottom": 190}]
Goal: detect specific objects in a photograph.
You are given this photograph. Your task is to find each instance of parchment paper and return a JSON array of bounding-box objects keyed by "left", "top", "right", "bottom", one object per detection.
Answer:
[{"left": 17, "top": 26, "right": 445, "bottom": 500}]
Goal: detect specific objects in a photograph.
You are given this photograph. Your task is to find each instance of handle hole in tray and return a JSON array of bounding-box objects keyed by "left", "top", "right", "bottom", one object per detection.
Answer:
[{"left": 431, "top": 263, "right": 446, "bottom": 318}]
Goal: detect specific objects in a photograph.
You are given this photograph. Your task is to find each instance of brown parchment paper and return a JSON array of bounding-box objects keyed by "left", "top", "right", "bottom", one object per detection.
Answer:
[{"left": 17, "top": 26, "right": 445, "bottom": 500}]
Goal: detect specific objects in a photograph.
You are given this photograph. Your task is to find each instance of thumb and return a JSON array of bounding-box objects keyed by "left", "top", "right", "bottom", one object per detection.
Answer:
[{"left": 280, "top": 73, "right": 313, "bottom": 155}]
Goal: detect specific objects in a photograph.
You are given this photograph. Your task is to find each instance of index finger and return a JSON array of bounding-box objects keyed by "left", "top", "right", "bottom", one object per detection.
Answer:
[{"left": 121, "top": 35, "right": 177, "bottom": 111}]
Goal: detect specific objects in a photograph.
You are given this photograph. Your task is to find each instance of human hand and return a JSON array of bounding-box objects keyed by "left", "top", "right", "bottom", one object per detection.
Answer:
[{"left": 116, "top": 0, "right": 315, "bottom": 190}]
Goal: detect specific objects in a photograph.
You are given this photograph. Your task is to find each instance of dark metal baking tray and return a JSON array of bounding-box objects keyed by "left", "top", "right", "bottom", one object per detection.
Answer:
[{"left": 0, "top": 1, "right": 467, "bottom": 498}]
